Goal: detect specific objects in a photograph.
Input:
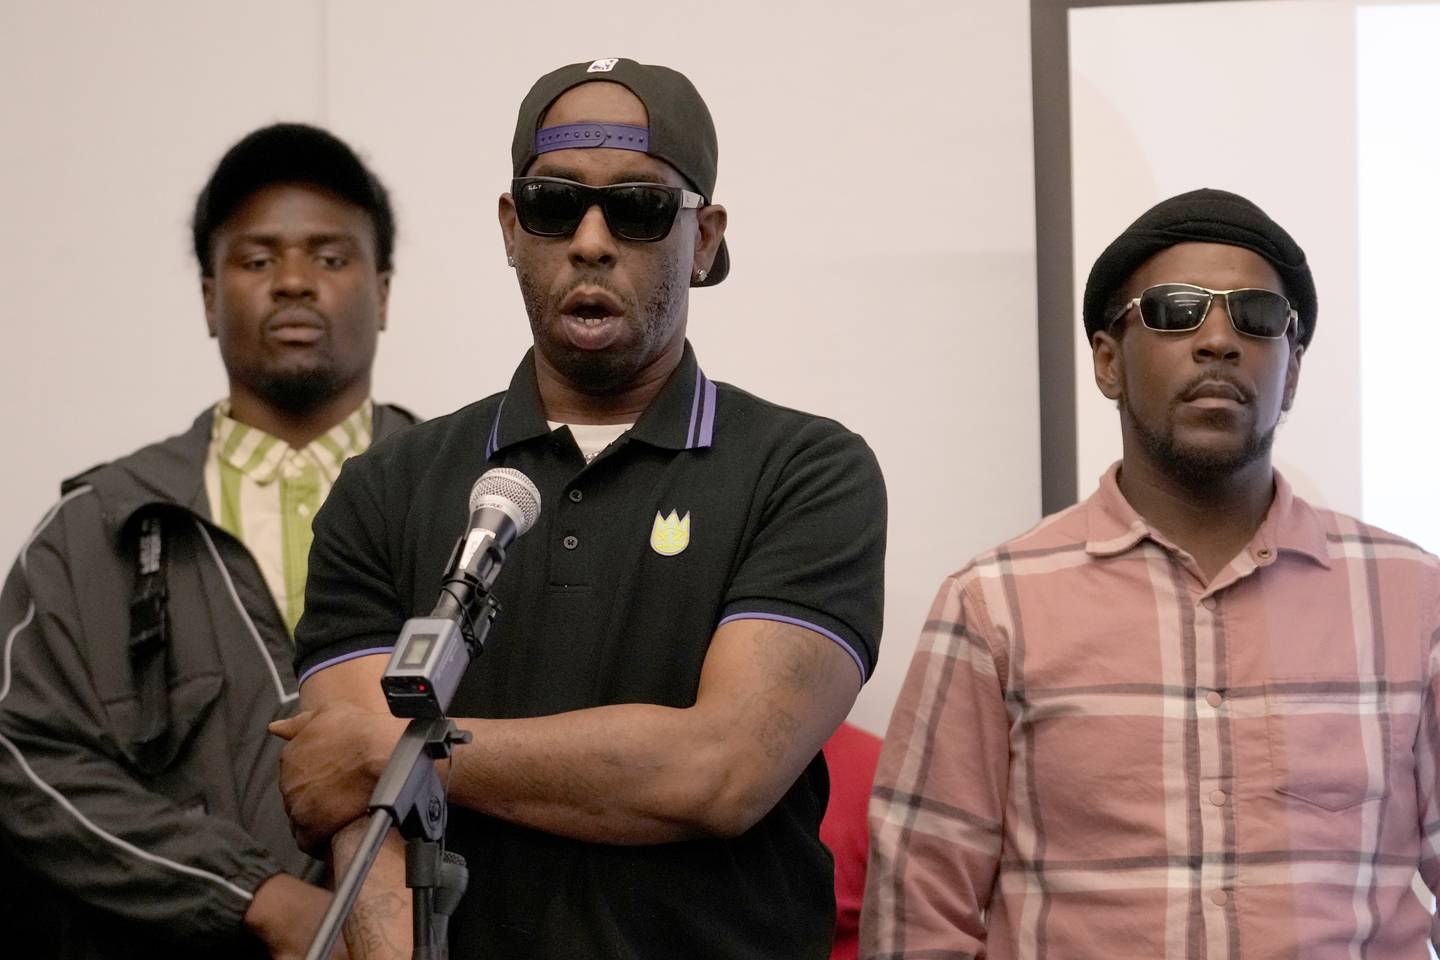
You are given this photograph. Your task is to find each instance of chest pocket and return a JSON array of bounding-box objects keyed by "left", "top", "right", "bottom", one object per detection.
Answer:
[{"left": 1265, "top": 680, "right": 1392, "bottom": 812}]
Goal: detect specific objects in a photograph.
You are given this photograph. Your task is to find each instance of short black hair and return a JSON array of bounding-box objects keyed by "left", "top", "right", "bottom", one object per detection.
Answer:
[{"left": 192, "top": 123, "right": 395, "bottom": 276}]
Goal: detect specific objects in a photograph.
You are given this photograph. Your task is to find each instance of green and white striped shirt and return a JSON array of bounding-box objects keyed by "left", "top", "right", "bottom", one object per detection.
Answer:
[{"left": 204, "top": 400, "right": 373, "bottom": 634}]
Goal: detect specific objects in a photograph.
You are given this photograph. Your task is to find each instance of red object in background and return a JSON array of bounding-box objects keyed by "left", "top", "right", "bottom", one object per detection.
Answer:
[{"left": 820, "top": 722, "right": 883, "bottom": 960}]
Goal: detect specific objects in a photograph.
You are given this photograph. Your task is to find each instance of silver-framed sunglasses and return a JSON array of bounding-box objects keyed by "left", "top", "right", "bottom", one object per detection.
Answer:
[{"left": 1108, "top": 283, "right": 1297, "bottom": 340}]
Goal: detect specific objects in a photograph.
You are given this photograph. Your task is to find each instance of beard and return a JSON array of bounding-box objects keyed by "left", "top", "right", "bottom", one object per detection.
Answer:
[
  {"left": 239, "top": 362, "right": 346, "bottom": 414},
  {"left": 1121, "top": 388, "right": 1278, "bottom": 487},
  {"left": 517, "top": 255, "right": 687, "bottom": 394}
]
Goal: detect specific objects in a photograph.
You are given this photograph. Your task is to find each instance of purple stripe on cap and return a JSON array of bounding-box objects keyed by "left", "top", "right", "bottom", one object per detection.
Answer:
[
  {"left": 698, "top": 377, "right": 717, "bottom": 448},
  {"left": 535, "top": 123, "right": 650, "bottom": 155},
  {"left": 486, "top": 396, "right": 506, "bottom": 459},
  {"left": 297, "top": 647, "right": 394, "bottom": 686},
  {"left": 718, "top": 612, "right": 867, "bottom": 682}
]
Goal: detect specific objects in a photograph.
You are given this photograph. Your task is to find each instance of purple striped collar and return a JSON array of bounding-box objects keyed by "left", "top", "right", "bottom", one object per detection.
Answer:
[
  {"left": 485, "top": 343, "right": 717, "bottom": 460},
  {"left": 684, "top": 363, "right": 717, "bottom": 450},
  {"left": 485, "top": 396, "right": 507, "bottom": 460}
]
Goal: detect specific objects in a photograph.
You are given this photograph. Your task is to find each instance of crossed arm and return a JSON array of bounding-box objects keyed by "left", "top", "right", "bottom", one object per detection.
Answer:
[{"left": 272, "top": 616, "right": 861, "bottom": 955}]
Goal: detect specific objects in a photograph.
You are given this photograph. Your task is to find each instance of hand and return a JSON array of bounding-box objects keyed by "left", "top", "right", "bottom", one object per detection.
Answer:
[
  {"left": 243, "top": 872, "right": 350, "bottom": 960},
  {"left": 270, "top": 703, "right": 405, "bottom": 853}
]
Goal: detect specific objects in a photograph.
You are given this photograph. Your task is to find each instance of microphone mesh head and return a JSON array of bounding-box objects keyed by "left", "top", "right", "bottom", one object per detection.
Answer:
[{"left": 469, "top": 468, "right": 542, "bottom": 535}]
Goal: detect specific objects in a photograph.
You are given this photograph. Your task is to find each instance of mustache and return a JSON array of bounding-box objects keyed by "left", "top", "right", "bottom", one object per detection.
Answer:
[
  {"left": 553, "top": 275, "right": 626, "bottom": 303},
  {"left": 1177, "top": 371, "right": 1254, "bottom": 404}
]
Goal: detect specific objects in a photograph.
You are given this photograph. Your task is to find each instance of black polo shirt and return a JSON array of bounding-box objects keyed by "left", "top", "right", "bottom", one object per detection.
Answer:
[{"left": 296, "top": 342, "right": 886, "bottom": 959}]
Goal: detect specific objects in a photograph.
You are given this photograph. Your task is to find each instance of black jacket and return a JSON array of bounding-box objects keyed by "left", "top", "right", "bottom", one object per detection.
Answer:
[{"left": 0, "top": 404, "right": 417, "bottom": 959}]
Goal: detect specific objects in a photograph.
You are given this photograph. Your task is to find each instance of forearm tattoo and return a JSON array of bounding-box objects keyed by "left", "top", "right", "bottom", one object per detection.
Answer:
[
  {"left": 745, "top": 621, "right": 837, "bottom": 758},
  {"left": 345, "top": 891, "right": 405, "bottom": 960}
]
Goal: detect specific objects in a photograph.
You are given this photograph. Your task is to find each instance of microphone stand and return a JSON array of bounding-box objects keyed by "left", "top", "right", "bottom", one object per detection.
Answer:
[{"left": 304, "top": 592, "right": 500, "bottom": 960}]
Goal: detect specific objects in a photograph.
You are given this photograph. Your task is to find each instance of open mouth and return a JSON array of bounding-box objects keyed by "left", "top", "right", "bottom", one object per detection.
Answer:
[
  {"left": 560, "top": 287, "right": 624, "bottom": 317},
  {"left": 558, "top": 288, "right": 626, "bottom": 347},
  {"left": 568, "top": 302, "right": 617, "bottom": 327}
]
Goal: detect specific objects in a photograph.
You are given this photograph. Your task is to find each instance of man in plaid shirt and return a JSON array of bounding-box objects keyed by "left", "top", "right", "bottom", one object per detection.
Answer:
[{"left": 862, "top": 188, "right": 1440, "bottom": 959}]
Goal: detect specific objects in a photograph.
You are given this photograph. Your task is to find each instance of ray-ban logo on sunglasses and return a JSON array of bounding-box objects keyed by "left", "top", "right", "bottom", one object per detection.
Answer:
[{"left": 587, "top": 59, "right": 619, "bottom": 73}]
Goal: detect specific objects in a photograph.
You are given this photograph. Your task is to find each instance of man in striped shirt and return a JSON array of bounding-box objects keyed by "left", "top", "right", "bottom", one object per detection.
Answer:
[
  {"left": 862, "top": 188, "right": 1440, "bottom": 958},
  {"left": 0, "top": 124, "right": 416, "bottom": 959},
  {"left": 206, "top": 399, "right": 376, "bottom": 636}
]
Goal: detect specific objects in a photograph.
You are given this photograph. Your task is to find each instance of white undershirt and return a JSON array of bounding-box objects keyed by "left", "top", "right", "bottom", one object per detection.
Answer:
[{"left": 548, "top": 420, "right": 634, "bottom": 463}]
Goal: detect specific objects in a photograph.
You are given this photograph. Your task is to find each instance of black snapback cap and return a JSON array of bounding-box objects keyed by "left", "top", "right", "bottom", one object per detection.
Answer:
[{"left": 511, "top": 58, "right": 728, "bottom": 286}]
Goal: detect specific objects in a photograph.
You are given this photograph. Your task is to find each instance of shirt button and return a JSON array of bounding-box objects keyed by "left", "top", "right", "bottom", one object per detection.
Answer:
[
  {"left": 568, "top": 489, "right": 583, "bottom": 503},
  {"left": 1210, "top": 790, "right": 1228, "bottom": 806},
  {"left": 296, "top": 503, "right": 310, "bottom": 517},
  {"left": 1206, "top": 691, "right": 1223, "bottom": 709},
  {"left": 562, "top": 535, "right": 578, "bottom": 550},
  {"left": 1256, "top": 547, "right": 1273, "bottom": 560},
  {"left": 1210, "top": 889, "right": 1229, "bottom": 907},
  {"left": 1202, "top": 597, "right": 1217, "bottom": 611}
]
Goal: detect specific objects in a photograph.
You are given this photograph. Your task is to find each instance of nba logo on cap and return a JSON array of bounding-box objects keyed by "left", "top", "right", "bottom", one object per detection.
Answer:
[{"left": 587, "top": 59, "right": 619, "bottom": 73}]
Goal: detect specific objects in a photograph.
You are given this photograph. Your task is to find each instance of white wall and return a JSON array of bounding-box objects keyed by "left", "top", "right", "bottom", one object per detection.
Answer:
[
  {"left": 0, "top": 0, "right": 1041, "bottom": 735},
  {"left": 1357, "top": 3, "right": 1440, "bottom": 554},
  {"left": 0, "top": 0, "right": 327, "bottom": 527},
  {"left": 1070, "top": 0, "right": 1362, "bottom": 516}
]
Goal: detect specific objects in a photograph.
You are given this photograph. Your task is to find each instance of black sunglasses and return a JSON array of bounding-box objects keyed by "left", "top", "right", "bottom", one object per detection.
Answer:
[
  {"left": 1108, "top": 283, "right": 1296, "bottom": 340},
  {"left": 512, "top": 177, "right": 704, "bottom": 242}
]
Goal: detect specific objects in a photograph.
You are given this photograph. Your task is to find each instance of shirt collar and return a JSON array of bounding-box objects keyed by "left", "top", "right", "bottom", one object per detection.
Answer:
[
  {"left": 1260, "top": 469, "right": 1332, "bottom": 567},
  {"left": 212, "top": 399, "right": 373, "bottom": 484},
  {"left": 486, "top": 342, "right": 716, "bottom": 459},
  {"left": 1083, "top": 461, "right": 1332, "bottom": 569}
]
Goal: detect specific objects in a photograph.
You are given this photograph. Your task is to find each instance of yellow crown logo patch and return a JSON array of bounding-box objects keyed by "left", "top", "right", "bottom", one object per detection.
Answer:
[{"left": 650, "top": 510, "right": 691, "bottom": 557}]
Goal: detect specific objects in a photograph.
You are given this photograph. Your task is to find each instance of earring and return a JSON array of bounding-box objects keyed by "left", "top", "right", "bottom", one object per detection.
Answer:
[
  {"left": 694, "top": 268, "right": 708, "bottom": 283},
  {"left": 506, "top": 254, "right": 516, "bottom": 268}
]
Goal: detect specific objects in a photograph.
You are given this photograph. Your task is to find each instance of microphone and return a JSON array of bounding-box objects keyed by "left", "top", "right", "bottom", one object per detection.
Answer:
[
  {"left": 381, "top": 468, "right": 542, "bottom": 717},
  {"left": 432, "top": 468, "right": 543, "bottom": 622}
]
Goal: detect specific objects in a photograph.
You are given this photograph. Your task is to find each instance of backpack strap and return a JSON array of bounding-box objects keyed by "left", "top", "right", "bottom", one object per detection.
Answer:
[{"left": 127, "top": 512, "right": 172, "bottom": 774}]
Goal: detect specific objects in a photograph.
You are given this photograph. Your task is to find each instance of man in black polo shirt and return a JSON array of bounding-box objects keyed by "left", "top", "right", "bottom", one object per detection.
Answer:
[{"left": 273, "top": 58, "right": 886, "bottom": 959}]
